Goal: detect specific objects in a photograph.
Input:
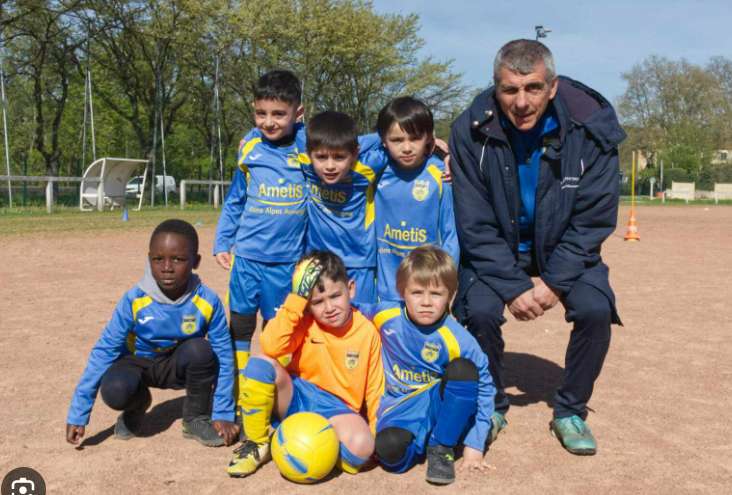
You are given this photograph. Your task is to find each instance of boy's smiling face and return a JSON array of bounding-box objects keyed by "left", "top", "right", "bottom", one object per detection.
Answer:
[
  {"left": 253, "top": 98, "right": 303, "bottom": 142},
  {"left": 382, "top": 121, "right": 433, "bottom": 170},
  {"left": 308, "top": 276, "right": 355, "bottom": 328},
  {"left": 149, "top": 232, "right": 201, "bottom": 300},
  {"left": 309, "top": 146, "right": 359, "bottom": 185}
]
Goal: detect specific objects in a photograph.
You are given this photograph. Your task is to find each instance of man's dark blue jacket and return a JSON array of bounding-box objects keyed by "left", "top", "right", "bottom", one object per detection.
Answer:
[{"left": 449, "top": 76, "right": 625, "bottom": 321}]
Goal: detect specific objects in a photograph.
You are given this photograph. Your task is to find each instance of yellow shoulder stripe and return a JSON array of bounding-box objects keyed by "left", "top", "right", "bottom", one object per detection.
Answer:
[
  {"left": 238, "top": 138, "right": 262, "bottom": 168},
  {"left": 374, "top": 308, "right": 401, "bottom": 331},
  {"left": 129, "top": 296, "right": 152, "bottom": 355},
  {"left": 132, "top": 296, "right": 153, "bottom": 322},
  {"left": 437, "top": 326, "right": 460, "bottom": 362},
  {"left": 351, "top": 161, "right": 376, "bottom": 183},
  {"left": 192, "top": 295, "right": 214, "bottom": 324},
  {"left": 365, "top": 183, "right": 375, "bottom": 229},
  {"left": 427, "top": 164, "right": 443, "bottom": 198},
  {"left": 299, "top": 152, "right": 311, "bottom": 165}
]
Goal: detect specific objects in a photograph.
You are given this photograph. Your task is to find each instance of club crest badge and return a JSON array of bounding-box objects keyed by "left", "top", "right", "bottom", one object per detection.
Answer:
[
  {"left": 181, "top": 315, "right": 197, "bottom": 335},
  {"left": 287, "top": 153, "right": 300, "bottom": 167},
  {"left": 345, "top": 350, "right": 360, "bottom": 370},
  {"left": 412, "top": 180, "right": 430, "bottom": 201},
  {"left": 421, "top": 342, "right": 441, "bottom": 363}
]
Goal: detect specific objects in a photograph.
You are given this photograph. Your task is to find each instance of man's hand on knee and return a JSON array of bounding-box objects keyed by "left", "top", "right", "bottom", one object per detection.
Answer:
[
  {"left": 531, "top": 278, "right": 562, "bottom": 311},
  {"left": 507, "top": 289, "right": 544, "bottom": 321}
]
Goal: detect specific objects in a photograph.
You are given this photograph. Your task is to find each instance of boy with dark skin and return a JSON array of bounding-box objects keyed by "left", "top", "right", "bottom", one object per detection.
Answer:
[{"left": 67, "top": 220, "right": 239, "bottom": 447}]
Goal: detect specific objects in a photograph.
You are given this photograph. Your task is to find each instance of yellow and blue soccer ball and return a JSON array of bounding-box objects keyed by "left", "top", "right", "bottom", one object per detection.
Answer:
[{"left": 271, "top": 412, "right": 340, "bottom": 484}]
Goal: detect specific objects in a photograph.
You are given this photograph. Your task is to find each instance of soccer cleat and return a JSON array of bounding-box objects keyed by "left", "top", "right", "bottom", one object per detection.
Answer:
[
  {"left": 426, "top": 444, "right": 456, "bottom": 485},
  {"left": 182, "top": 415, "right": 225, "bottom": 447},
  {"left": 487, "top": 411, "right": 508, "bottom": 446},
  {"left": 114, "top": 388, "right": 152, "bottom": 440},
  {"left": 550, "top": 416, "right": 597, "bottom": 456},
  {"left": 227, "top": 439, "right": 271, "bottom": 478}
]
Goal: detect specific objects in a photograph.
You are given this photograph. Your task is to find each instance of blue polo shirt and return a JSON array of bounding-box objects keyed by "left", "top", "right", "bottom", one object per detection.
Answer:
[{"left": 503, "top": 107, "right": 558, "bottom": 252}]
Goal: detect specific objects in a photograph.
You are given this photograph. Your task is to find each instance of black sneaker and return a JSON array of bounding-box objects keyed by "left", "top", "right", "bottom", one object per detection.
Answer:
[
  {"left": 182, "top": 415, "right": 225, "bottom": 447},
  {"left": 426, "top": 444, "right": 456, "bottom": 485},
  {"left": 114, "top": 388, "right": 152, "bottom": 440}
]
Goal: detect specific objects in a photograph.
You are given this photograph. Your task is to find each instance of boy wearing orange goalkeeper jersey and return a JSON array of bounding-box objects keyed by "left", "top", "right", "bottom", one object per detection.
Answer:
[{"left": 227, "top": 251, "right": 383, "bottom": 478}]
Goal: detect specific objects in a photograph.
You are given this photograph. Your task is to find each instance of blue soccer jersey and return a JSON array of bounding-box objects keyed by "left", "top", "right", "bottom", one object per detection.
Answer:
[
  {"left": 355, "top": 301, "right": 496, "bottom": 452},
  {"left": 67, "top": 284, "right": 235, "bottom": 425},
  {"left": 214, "top": 124, "right": 308, "bottom": 263},
  {"left": 375, "top": 156, "right": 459, "bottom": 300},
  {"left": 301, "top": 148, "right": 389, "bottom": 268}
]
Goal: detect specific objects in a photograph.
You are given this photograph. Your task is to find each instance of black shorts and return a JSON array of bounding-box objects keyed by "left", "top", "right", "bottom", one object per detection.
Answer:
[{"left": 104, "top": 346, "right": 187, "bottom": 391}]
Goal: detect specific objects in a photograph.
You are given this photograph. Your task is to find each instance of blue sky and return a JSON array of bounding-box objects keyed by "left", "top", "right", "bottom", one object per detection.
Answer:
[{"left": 369, "top": 0, "right": 732, "bottom": 104}]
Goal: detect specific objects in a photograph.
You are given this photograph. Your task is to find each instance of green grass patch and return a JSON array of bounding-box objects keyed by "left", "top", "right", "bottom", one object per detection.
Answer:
[{"left": 0, "top": 205, "right": 222, "bottom": 237}]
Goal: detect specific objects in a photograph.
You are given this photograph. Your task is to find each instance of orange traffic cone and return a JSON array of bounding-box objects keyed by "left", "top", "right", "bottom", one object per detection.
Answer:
[{"left": 624, "top": 209, "right": 640, "bottom": 242}]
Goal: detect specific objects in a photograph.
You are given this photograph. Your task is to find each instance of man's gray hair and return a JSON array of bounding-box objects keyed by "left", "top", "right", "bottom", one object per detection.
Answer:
[{"left": 494, "top": 39, "right": 556, "bottom": 86}]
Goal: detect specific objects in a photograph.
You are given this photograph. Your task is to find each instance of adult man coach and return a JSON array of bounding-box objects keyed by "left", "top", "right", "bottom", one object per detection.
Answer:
[{"left": 449, "top": 39, "right": 625, "bottom": 455}]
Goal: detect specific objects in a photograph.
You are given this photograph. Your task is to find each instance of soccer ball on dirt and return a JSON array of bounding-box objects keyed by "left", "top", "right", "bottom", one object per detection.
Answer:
[{"left": 271, "top": 412, "right": 340, "bottom": 484}]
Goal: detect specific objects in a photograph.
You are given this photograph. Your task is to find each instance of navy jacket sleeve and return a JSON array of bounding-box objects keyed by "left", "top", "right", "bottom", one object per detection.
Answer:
[
  {"left": 541, "top": 138, "right": 620, "bottom": 292},
  {"left": 449, "top": 118, "right": 533, "bottom": 302}
]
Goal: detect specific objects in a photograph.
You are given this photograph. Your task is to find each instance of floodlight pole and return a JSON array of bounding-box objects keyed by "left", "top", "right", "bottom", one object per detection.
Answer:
[
  {"left": 214, "top": 53, "right": 225, "bottom": 202},
  {"left": 150, "top": 42, "right": 162, "bottom": 206},
  {"left": 535, "top": 25, "right": 551, "bottom": 41},
  {"left": 159, "top": 40, "right": 168, "bottom": 207},
  {"left": 0, "top": 23, "right": 12, "bottom": 206},
  {"left": 85, "top": 21, "right": 96, "bottom": 162}
]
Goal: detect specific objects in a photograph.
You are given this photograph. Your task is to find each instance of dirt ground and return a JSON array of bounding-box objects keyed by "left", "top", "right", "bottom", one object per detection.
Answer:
[{"left": 1, "top": 205, "right": 731, "bottom": 495}]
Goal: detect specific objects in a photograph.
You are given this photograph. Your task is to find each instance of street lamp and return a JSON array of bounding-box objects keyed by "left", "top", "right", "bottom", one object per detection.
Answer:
[{"left": 535, "top": 25, "right": 551, "bottom": 41}]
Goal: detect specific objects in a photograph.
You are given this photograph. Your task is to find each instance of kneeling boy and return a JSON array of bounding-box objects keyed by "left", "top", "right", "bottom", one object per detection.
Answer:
[
  {"left": 66, "top": 220, "right": 238, "bottom": 447},
  {"left": 227, "top": 251, "right": 383, "bottom": 477},
  {"left": 355, "top": 246, "right": 496, "bottom": 484}
]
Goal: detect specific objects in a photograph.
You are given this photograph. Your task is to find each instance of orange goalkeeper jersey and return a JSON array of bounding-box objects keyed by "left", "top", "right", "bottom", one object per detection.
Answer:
[{"left": 261, "top": 293, "right": 384, "bottom": 431}]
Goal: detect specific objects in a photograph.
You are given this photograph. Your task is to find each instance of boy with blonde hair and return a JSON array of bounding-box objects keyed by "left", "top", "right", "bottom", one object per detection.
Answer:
[{"left": 355, "top": 246, "right": 496, "bottom": 485}]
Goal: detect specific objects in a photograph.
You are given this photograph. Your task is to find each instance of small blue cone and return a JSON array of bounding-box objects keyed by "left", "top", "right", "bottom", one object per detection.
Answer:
[
  {"left": 122, "top": 207, "right": 130, "bottom": 222},
  {"left": 195, "top": 222, "right": 202, "bottom": 226}
]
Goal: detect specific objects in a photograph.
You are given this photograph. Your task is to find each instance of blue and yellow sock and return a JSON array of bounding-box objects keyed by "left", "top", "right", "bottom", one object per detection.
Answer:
[
  {"left": 336, "top": 444, "right": 371, "bottom": 474},
  {"left": 241, "top": 357, "right": 276, "bottom": 444},
  {"left": 429, "top": 380, "right": 478, "bottom": 447},
  {"left": 233, "top": 341, "right": 251, "bottom": 415}
]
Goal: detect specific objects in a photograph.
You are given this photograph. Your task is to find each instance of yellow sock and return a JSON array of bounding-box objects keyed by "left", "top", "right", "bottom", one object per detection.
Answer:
[
  {"left": 241, "top": 358, "right": 276, "bottom": 444},
  {"left": 335, "top": 457, "right": 363, "bottom": 474},
  {"left": 233, "top": 349, "right": 251, "bottom": 413}
]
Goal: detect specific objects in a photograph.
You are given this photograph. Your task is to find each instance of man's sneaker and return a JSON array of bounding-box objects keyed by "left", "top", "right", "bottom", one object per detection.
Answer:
[
  {"left": 227, "top": 440, "right": 271, "bottom": 478},
  {"left": 487, "top": 411, "right": 508, "bottom": 446},
  {"left": 426, "top": 444, "right": 456, "bottom": 485},
  {"left": 182, "top": 415, "right": 225, "bottom": 447},
  {"left": 114, "top": 389, "right": 152, "bottom": 440},
  {"left": 550, "top": 416, "right": 597, "bottom": 456}
]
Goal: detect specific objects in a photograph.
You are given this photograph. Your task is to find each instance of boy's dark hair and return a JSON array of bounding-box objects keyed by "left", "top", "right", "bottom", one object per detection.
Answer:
[
  {"left": 254, "top": 70, "right": 302, "bottom": 107},
  {"left": 306, "top": 111, "right": 359, "bottom": 154},
  {"left": 150, "top": 219, "right": 199, "bottom": 254},
  {"left": 375, "top": 96, "right": 434, "bottom": 139},
  {"left": 300, "top": 250, "right": 349, "bottom": 293}
]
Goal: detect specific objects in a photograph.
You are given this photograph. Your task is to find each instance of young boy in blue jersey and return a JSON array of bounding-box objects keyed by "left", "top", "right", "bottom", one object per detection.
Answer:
[
  {"left": 213, "top": 70, "right": 308, "bottom": 427},
  {"left": 66, "top": 220, "right": 238, "bottom": 448},
  {"left": 301, "top": 111, "right": 390, "bottom": 304},
  {"left": 354, "top": 246, "right": 496, "bottom": 485},
  {"left": 374, "top": 97, "right": 459, "bottom": 302}
]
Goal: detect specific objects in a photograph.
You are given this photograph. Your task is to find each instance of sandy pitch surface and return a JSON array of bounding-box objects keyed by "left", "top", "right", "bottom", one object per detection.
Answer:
[{"left": 1, "top": 205, "right": 731, "bottom": 494}]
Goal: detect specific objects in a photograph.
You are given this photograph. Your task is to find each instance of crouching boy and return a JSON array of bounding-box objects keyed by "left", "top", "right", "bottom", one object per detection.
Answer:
[
  {"left": 355, "top": 246, "right": 496, "bottom": 484},
  {"left": 66, "top": 220, "right": 238, "bottom": 447}
]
